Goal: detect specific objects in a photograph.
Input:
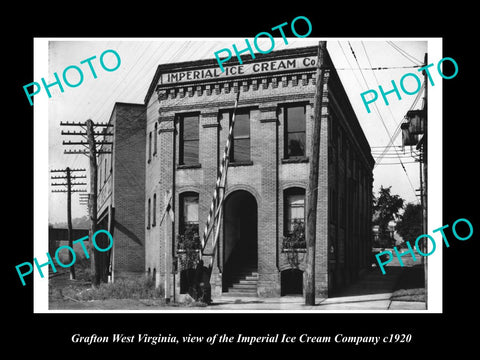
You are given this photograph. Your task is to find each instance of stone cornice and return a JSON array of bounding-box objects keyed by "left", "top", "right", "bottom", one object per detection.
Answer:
[{"left": 156, "top": 71, "right": 316, "bottom": 102}]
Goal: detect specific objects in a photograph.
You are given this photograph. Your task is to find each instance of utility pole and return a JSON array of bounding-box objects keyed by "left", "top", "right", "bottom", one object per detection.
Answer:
[
  {"left": 60, "top": 119, "right": 113, "bottom": 288},
  {"left": 86, "top": 119, "right": 100, "bottom": 287},
  {"left": 50, "top": 167, "right": 87, "bottom": 280},
  {"left": 305, "top": 41, "right": 327, "bottom": 306},
  {"left": 422, "top": 52, "right": 428, "bottom": 307}
]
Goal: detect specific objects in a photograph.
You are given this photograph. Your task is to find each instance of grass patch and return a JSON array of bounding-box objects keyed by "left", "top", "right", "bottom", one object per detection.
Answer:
[
  {"left": 391, "top": 288, "right": 425, "bottom": 302},
  {"left": 49, "top": 267, "right": 211, "bottom": 308},
  {"left": 392, "top": 265, "right": 426, "bottom": 302},
  {"left": 63, "top": 277, "right": 163, "bottom": 301}
]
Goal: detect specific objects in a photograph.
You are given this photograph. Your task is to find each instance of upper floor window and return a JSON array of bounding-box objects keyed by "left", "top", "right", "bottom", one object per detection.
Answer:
[
  {"left": 284, "top": 105, "right": 306, "bottom": 158},
  {"left": 230, "top": 110, "right": 251, "bottom": 162},
  {"left": 179, "top": 114, "right": 199, "bottom": 165},
  {"left": 148, "top": 131, "right": 152, "bottom": 163},
  {"left": 147, "top": 197, "right": 151, "bottom": 229},
  {"left": 152, "top": 193, "right": 157, "bottom": 227},
  {"left": 104, "top": 158, "right": 107, "bottom": 183},
  {"left": 153, "top": 122, "right": 158, "bottom": 156}
]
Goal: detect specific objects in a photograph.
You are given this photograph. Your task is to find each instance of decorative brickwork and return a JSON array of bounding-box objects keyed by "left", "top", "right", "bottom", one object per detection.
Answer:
[{"left": 143, "top": 46, "right": 374, "bottom": 298}]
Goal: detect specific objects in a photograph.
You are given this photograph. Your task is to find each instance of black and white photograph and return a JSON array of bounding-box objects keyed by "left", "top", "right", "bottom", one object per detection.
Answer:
[
  {"left": 31, "top": 37, "right": 439, "bottom": 313},
  {"left": 9, "top": 8, "right": 476, "bottom": 354}
]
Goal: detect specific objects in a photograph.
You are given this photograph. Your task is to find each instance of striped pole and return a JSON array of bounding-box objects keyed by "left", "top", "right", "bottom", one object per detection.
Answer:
[{"left": 200, "top": 91, "right": 240, "bottom": 256}]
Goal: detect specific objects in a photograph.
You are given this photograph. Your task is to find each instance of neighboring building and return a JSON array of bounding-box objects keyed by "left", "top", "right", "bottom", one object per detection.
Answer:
[
  {"left": 48, "top": 227, "right": 89, "bottom": 261},
  {"left": 96, "top": 102, "right": 146, "bottom": 281},
  {"left": 144, "top": 45, "right": 374, "bottom": 298}
]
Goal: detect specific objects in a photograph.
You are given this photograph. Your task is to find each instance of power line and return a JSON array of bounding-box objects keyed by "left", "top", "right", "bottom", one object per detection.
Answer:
[
  {"left": 335, "top": 65, "right": 422, "bottom": 70},
  {"left": 386, "top": 41, "right": 423, "bottom": 65},
  {"left": 347, "top": 41, "right": 419, "bottom": 200},
  {"left": 375, "top": 161, "right": 418, "bottom": 165}
]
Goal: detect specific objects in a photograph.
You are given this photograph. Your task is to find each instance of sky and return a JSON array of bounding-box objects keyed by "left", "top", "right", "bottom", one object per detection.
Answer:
[{"left": 40, "top": 38, "right": 433, "bottom": 224}]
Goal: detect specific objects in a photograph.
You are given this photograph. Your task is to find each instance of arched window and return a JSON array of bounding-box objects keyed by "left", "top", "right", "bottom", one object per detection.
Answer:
[
  {"left": 284, "top": 187, "right": 306, "bottom": 235},
  {"left": 179, "top": 192, "right": 199, "bottom": 235},
  {"left": 283, "top": 187, "right": 306, "bottom": 250}
]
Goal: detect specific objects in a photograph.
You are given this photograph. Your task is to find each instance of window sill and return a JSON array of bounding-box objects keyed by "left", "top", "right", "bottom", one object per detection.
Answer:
[
  {"left": 281, "top": 248, "right": 307, "bottom": 253},
  {"left": 229, "top": 160, "right": 253, "bottom": 167},
  {"left": 177, "top": 163, "right": 202, "bottom": 170},
  {"left": 176, "top": 249, "right": 201, "bottom": 254},
  {"left": 282, "top": 157, "right": 309, "bottom": 164}
]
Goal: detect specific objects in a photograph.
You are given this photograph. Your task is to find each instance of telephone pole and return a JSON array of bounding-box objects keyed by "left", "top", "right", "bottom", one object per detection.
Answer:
[
  {"left": 421, "top": 52, "right": 428, "bottom": 307},
  {"left": 60, "top": 119, "right": 113, "bottom": 288},
  {"left": 50, "top": 167, "right": 87, "bottom": 280},
  {"left": 305, "top": 41, "right": 327, "bottom": 306}
]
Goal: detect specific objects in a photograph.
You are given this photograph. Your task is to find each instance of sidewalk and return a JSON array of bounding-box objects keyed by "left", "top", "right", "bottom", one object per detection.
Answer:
[
  {"left": 48, "top": 265, "right": 426, "bottom": 311},
  {"left": 207, "top": 266, "right": 426, "bottom": 311}
]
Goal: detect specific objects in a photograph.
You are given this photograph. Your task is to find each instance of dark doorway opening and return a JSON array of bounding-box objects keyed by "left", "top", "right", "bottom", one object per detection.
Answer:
[
  {"left": 222, "top": 190, "right": 258, "bottom": 291},
  {"left": 281, "top": 269, "right": 303, "bottom": 296},
  {"left": 179, "top": 269, "right": 195, "bottom": 294}
]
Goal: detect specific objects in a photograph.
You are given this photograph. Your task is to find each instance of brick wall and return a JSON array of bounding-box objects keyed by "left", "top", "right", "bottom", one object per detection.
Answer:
[
  {"left": 143, "top": 45, "right": 373, "bottom": 298},
  {"left": 111, "top": 103, "right": 146, "bottom": 279}
]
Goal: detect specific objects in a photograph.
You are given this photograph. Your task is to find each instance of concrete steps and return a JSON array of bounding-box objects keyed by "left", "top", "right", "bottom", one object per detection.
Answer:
[{"left": 224, "top": 268, "right": 258, "bottom": 297}]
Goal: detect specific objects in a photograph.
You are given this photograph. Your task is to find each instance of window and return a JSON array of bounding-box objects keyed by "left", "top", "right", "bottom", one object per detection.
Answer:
[
  {"left": 179, "top": 115, "right": 199, "bottom": 165},
  {"left": 104, "top": 158, "right": 107, "bottom": 183},
  {"left": 284, "top": 188, "right": 305, "bottom": 234},
  {"left": 153, "top": 122, "right": 158, "bottom": 155},
  {"left": 152, "top": 193, "right": 157, "bottom": 227},
  {"left": 148, "top": 131, "right": 152, "bottom": 163},
  {"left": 284, "top": 105, "right": 306, "bottom": 158},
  {"left": 147, "top": 198, "right": 151, "bottom": 229},
  {"left": 99, "top": 161, "right": 102, "bottom": 186},
  {"left": 230, "top": 110, "right": 250, "bottom": 162},
  {"left": 179, "top": 193, "right": 199, "bottom": 235}
]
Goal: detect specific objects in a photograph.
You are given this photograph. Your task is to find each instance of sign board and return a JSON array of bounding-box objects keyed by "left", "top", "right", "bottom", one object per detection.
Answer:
[{"left": 160, "top": 56, "right": 317, "bottom": 85}]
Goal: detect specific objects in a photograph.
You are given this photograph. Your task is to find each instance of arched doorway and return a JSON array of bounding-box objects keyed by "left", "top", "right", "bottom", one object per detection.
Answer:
[{"left": 222, "top": 190, "right": 258, "bottom": 291}]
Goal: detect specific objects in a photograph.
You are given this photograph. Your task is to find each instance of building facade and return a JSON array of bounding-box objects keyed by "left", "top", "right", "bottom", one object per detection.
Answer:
[
  {"left": 96, "top": 102, "right": 146, "bottom": 281},
  {"left": 144, "top": 45, "right": 374, "bottom": 298}
]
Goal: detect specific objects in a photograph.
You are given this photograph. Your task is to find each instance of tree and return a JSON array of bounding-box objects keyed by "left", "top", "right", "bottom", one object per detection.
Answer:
[
  {"left": 373, "top": 186, "right": 404, "bottom": 247},
  {"left": 395, "top": 203, "right": 423, "bottom": 246}
]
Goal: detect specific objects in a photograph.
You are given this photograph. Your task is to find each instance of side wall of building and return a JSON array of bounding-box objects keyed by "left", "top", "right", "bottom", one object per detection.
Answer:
[
  {"left": 111, "top": 103, "right": 146, "bottom": 279},
  {"left": 327, "top": 67, "right": 374, "bottom": 294}
]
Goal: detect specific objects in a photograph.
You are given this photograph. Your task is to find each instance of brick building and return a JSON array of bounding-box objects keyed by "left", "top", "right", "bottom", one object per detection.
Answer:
[
  {"left": 96, "top": 102, "right": 146, "bottom": 281},
  {"left": 144, "top": 45, "right": 374, "bottom": 298}
]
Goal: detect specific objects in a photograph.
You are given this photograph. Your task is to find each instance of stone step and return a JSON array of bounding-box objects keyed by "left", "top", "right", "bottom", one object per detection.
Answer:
[
  {"left": 229, "top": 272, "right": 257, "bottom": 280},
  {"left": 222, "top": 291, "right": 258, "bottom": 298},
  {"left": 238, "top": 279, "right": 258, "bottom": 285},
  {"left": 231, "top": 283, "right": 257, "bottom": 289},
  {"left": 234, "top": 270, "right": 258, "bottom": 276},
  {"left": 226, "top": 267, "right": 259, "bottom": 294},
  {"left": 226, "top": 288, "right": 258, "bottom": 294}
]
